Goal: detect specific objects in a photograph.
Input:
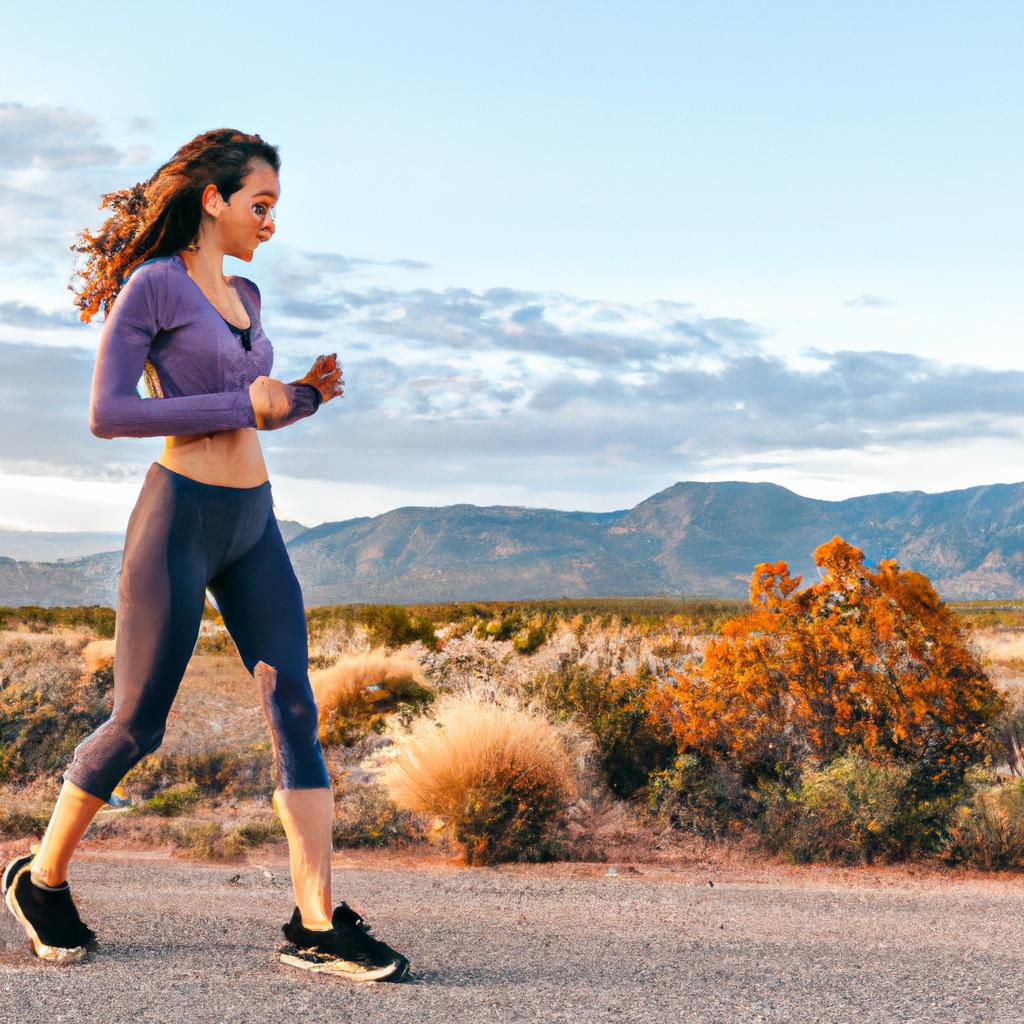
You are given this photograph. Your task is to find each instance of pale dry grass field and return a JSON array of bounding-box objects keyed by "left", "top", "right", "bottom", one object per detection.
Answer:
[{"left": 969, "top": 628, "right": 1024, "bottom": 691}]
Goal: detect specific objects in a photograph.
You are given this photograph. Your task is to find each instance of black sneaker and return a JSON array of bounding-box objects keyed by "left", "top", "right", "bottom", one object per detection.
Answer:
[
  {"left": 2, "top": 853, "right": 97, "bottom": 962},
  {"left": 278, "top": 906, "right": 399, "bottom": 981},
  {"left": 332, "top": 901, "right": 410, "bottom": 982}
]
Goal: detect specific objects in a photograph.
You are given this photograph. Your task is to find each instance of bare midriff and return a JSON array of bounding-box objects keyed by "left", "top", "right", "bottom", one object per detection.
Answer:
[{"left": 158, "top": 426, "right": 270, "bottom": 487}]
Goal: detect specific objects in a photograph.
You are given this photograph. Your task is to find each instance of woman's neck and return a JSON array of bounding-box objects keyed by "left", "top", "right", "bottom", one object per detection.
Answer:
[{"left": 178, "top": 246, "right": 228, "bottom": 292}]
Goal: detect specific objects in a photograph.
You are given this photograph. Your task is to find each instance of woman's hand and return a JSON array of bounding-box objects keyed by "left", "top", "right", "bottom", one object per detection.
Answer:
[
  {"left": 248, "top": 376, "right": 319, "bottom": 431},
  {"left": 288, "top": 353, "right": 344, "bottom": 404}
]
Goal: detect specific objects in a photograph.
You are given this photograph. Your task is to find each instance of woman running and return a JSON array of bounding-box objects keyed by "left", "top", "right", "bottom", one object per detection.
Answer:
[{"left": 1, "top": 128, "right": 410, "bottom": 982}]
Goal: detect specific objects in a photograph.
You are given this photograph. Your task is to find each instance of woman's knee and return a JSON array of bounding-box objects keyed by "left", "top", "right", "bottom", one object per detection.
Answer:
[
  {"left": 63, "top": 715, "right": 167, "bottom": 802},
  {"left": 275, "top": 688, "right": 321, "bottom": 748},
  {"left": 266, "top": 680, "right": 330, "bottom": 788}
]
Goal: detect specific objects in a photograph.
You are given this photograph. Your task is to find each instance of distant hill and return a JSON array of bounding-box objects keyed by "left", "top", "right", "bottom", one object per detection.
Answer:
[
  {"left": 1, "top": 481, "right": 1022, "bottom": 608},
  {"left": 0, "top": 529, "right": 124, "bottom": 563}
]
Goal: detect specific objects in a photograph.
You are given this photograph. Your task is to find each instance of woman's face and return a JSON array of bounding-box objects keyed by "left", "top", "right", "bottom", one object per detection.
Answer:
[{"left": 214, "top": 159, "right": 279, "bottom": 262}]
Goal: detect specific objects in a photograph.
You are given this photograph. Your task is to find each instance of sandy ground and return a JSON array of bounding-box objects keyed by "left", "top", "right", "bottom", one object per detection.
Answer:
[{"left": 3, "top": 847, "right": 1024, "bottom": 1024}]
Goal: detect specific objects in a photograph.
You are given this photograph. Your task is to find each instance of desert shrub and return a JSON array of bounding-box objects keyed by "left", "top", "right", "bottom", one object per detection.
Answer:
[
  {"left": 647, "top": 537, "right": 1004, "bottom": 803},
  {"left": 308, "top": 597, "right": 746, "bottom": 649},
  {"left": 231, "top": 818, "right": 285, "bottom": 847},
  {"left": 0, "top": 635, "right": 94, "bottom": 693},
  {"left": 140, "top": 781, "right": 201, "bottom": 816},
  {"left": 312, "top": 650, "right": 436, "bottom": 748},
  {"left": 357, "top": 605, "right": 436, "bottom": 648},
  {"left": 169, "top": 818, "right": 282, "bottom": 861},
  {"left": 521, "top": 662, "right": 676, "bottom": 799},
  {"left": 380, "top": 690, "right": 577, "bottom": 865},
  {"left": 170, "top": 821, "right": 236, "bottom": 860},
  {"left": 757, "top": 753, "right": 925, "bottom": 863},
  {"left": 331, "top": 778, "right": 425, "bottom": 848},
  {"left": 512, "top": 616, "right": 549, "bottom": 654},
  {"left": 0, "top": 638, "right": 114, "bottom": 785},
  {"left": 123, "top": 744, "right": 273, "bottom": 800},
  {"left": 942, "top": 778, "right": 1024, "bottom": 869},
  {"left": 646, "top": 753, "right": 755, "bottom": 840},
  {"left": 0, "top": 807, "right": 51, "bottom": 838},
  {"left": 81, "top": 639, "right": 114, "bottom": 677},
  {"left": 475, "top": 613, "right": 524, "bottom": 642},
  {"left": 194, "top": 627, "right": 237, "bottom": 656}
]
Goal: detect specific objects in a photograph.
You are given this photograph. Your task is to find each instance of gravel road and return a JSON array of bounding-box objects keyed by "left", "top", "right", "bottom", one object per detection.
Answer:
[{"left": 2, "top": 849, "right": 1023, "bottom": 1024}]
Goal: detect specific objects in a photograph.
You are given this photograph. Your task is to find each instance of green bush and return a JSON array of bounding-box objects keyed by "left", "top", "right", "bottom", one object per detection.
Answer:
[
  {"left": 0, "top": 606, "right": 116, "bottom": 638},
  {"left": 171, "top": 821, "right": 231, "bottom": 860},
  {"left": 357, "top": 605, "right": 436, "bottom": 648},
  {"left": 475, "top": 614, "right": 523, "bottom": 642},
  {"left": 512, "top": 625, "right": 548, "bottom": 654},
  {"left": 140, "top": 781, "right": 201, "bottom": 817},
  {"left": 757, "top": 752, "right": 962, "bottom": 864},
  {"left": 231, "top": 819, "right": 285, "bottom": 847},
  {"left": 169, "top": 819, "right": 282, "bottom": 860},
  {"left": 520, "top": 662, "right": 676, "bottom": 799}
]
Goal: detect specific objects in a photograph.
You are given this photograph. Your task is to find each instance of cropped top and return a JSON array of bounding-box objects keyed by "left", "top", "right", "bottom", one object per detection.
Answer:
[{"left": 89, "top": 253, "right": 275, "bottom": 439}]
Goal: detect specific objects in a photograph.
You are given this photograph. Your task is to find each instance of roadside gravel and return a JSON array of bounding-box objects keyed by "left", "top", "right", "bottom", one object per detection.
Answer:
[{"left": 2, "top": 849, "right": 1023, "bottom": 1024}]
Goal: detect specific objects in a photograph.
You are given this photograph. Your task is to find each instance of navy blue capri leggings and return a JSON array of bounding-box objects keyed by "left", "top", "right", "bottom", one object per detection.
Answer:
[{"left": 63, "top": 461, "right": 331, "bottom": 803}]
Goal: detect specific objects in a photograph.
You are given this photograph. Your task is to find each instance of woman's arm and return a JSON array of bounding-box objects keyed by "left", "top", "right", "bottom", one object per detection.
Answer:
[{"left": 88, "top": 268, "right": 258, "bottom": 439}]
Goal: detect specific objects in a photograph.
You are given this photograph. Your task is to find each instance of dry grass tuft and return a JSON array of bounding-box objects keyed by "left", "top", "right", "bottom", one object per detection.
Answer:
[
  {"left": 380, "top": 689, "right": 577, "bottom": 864},
  {"left": 311, "top": 648, "right": 427, "bottom": 711},
  {"left": 312, "top": 648, "right": 434, "bottom": 747}
]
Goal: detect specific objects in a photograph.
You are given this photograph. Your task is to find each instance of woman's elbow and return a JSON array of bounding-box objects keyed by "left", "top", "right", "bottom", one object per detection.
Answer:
[{"left": 89, "top": 404, "right": 116, "bottom": 439}]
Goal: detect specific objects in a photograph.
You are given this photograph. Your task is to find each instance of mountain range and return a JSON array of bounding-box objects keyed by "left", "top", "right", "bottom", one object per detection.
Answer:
[{"left": 1, "top": 479, "right": 1022, "bottom": 608}]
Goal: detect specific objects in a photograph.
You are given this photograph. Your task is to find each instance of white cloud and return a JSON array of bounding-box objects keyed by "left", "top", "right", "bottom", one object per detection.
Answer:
[{"left": 1, "top": 100, "right": 1020, "bottom": 531}]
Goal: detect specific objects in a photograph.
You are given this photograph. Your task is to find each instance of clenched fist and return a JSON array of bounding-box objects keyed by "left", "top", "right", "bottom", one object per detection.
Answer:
[{"left": 289, "top": 353, "right": 344, "bottom": 404}]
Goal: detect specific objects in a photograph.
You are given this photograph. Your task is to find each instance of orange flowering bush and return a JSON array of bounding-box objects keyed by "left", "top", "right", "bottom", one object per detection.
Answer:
[{"left": 646, "top": 536, "right": 1004, "bottom": 799}]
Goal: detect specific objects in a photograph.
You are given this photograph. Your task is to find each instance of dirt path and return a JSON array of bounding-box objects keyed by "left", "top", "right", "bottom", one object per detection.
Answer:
[{"left": 3, "top": 848, "right": 1023, "bottom": 1023}]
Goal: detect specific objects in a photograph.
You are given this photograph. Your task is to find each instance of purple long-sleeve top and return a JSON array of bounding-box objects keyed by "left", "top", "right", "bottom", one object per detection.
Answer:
[{"left": 89, "top": 253, "right": 276, "bottom": 439}]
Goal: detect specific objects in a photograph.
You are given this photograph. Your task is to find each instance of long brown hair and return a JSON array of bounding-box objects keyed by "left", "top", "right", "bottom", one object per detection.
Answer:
[{"left": 70, "top": 128, "right": 280, "bottom": 322}]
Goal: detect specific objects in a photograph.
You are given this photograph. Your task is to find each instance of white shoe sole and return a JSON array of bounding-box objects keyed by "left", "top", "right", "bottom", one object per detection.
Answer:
[
  {"left": 2, "top": 859, "right": 87, "bottom": 964},
  {"left": 278, "top": 945, "right": 398, "bottom": 982}
]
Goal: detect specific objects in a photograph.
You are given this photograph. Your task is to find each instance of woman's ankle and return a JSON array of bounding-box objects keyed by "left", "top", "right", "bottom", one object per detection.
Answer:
[
  {"left": 301, "top": 915, "right": 333, "bottom": 932},
  {"left": 29, "top": 864, "right": 67, "bottom": 888}
]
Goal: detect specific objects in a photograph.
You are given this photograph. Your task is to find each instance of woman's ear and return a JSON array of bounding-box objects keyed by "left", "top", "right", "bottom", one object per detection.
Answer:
[{"left": 201, "top": 182, "right": 225, "bottom": 217}]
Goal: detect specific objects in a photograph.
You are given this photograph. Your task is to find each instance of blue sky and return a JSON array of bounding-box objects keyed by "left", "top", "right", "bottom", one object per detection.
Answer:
[{"left": 2, "top": 1, "right": 1022, "bottom": 531}]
